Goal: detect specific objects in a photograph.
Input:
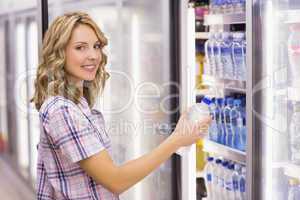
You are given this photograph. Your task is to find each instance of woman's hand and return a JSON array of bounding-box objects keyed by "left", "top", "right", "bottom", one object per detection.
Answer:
[{"left": 170, "top": 110, "right": 212, "bottom": 148}]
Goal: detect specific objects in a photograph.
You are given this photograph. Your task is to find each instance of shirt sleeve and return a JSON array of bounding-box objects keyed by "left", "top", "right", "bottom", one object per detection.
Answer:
[{"left": 46, "top": 104, "right": 105, "bottom": 163}]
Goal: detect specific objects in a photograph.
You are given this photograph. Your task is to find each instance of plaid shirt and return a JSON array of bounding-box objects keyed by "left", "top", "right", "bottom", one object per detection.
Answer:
[{"left": 37, "top": 96, "right": 119, "bottom": 200}]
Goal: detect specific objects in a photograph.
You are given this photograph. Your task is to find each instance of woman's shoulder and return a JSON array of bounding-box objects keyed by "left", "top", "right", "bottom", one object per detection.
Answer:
[{"left": 39, "top": 95, "right": 78, "bottom": 118}]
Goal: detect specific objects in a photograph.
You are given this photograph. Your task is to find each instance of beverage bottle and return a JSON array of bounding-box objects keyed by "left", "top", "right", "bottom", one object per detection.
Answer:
[
  {"left": 231, "top": 99, "right": 245, "bottom": 151},
  {"left": 231, "top": 0, "right": 244, "bottom": 13},
  {"left": 208, "top": 98, "right": 219, "bottom": 142},
  {"left": 213, "top": 158, "right": 223, "bottom": 200},
  {"left": 224, "top": 163, "right": 235, "bottom": 200},
  {"left": 188, "top": 97, "right": 211, "bottom": 123},
  {"left": 209, "top": 0, "right": 216, "bottom": 14},
  {"left": 214, "top": 0, "right": 223, "bottom": 14},
  {"left": 204, "top": 33, "right": 216, "bottom": 76},
  {"left": 218, "top": 98, "right": 227, "bottom": 145},
  {"left": 224, "top": 98, "right": 234, "bottom": 147},
  {"left": 287, "top": 24, "right": 300, "bottom": 88},
  {"left": 289, "top": 103, "right": 300, "bottom": 164},
  {"left": 205, "top": 157, "right": 215, "bottom": 200},
  {"left": 221, "top": 32, "right": 234, "bottom": 79},
  {"left": 288, "top": 178, "right": 300, "bottom": 200},
  {"left": 225, "top": 0, "right": 234, "bottom": 14},
  {"left": 238, "top": 166, "right": 246, "bottom": 200},
  {"left": 232, "top": 164, "right": 241, "bottom": 200},
  {"left": 220, "top": 160, "right": 229, "bottom": 199},
  {"left": 215, "top": 98, "right": 223, "bottom": 144},
  {"left": 214, "top": 32, "right": 223, "bottom": 78},
  {"left": 232, "top": 32, "right": 246, "bottom": 81}
]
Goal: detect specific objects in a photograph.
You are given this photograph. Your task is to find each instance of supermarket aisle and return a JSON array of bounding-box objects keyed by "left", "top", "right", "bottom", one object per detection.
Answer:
[{"left": 0, "top": 157, "right": 35, "bottom": 200}]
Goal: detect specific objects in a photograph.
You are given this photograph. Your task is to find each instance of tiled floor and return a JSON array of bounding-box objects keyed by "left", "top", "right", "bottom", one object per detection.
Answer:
[{"left": 0, "top": 157, "right": 35, "bottom": 200}]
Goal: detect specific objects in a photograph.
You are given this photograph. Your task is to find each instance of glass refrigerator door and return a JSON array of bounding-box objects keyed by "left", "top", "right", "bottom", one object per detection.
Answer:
[{"left": 252, "top": 0, "right": 300, "bottom": 199}]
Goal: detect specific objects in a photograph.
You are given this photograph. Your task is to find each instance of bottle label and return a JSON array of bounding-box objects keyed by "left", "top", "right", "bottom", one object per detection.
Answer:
[
  {"left": 233, "top": 179, "right": 239, "bottom": 191},
  {"left": 207, "top": 173, "right": 212, "bottom": 182},
  {"left": 225, "top": 180, "right": 233, "bottom": 191}
]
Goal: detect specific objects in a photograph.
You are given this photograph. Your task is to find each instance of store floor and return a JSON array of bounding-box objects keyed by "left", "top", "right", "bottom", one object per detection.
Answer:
[{"left": 0, "top": 157, "right": 35, "bottom": 200}]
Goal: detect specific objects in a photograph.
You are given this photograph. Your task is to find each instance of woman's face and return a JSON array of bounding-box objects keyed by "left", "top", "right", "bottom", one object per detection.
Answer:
[{"left": 65, "top": 24, "right": 102, "bottom": 86}]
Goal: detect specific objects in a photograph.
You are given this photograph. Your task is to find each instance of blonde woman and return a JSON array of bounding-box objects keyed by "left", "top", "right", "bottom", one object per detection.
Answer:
[{"left": 31, "top": 11, "right": 211, "bottom": 200}]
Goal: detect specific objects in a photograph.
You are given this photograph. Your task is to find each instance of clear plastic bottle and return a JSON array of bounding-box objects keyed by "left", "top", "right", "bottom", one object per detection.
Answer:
[
  {"left": 224, "top": 98, "right": 234, "bottom": 147},
  {"left": 205, "top": 33, "right": 216, "bottom": 76},
  {"left": 220, "top": 160, "right": 229, "bottom": 199},
  {"left": 232, "top": 32, "right": 246, "bottom": 81},
  {"left": 214, "top": 32, "right": 223, "bottom": 78},
  {"left": 232, "top": 164, "right": 241, "bottom": 200},
  {"left": 216, "top": 98, "right": 225, "bottom": 144},
  {"left": 221, "top": 32, "right": 234, "bottom": 80},
  {"left": 188, "top": 97, "right": 211, "bottom": 123},
  {"left": 288, "top": 24, "right": 300, "bottom": 88},
  {"left": 231, "top": 99, "right": 245, "bottom": 151},
  {"left": 224, "top": 163, "right": 235, "bottom": 200},
  {"left": 289, "top": 103, "right": 300, "bottom": 164},
  {"left": 208, "top": 98, "right": 219, "bottom": 142},
  {"left": 213, "top": 158, "right": 223, "bottom": 200},
  {"left": 205, "top": 157, "right": 215, "bottom": 200},
  {"left": 288, "top": 178, "right": 300, "bottom": 200},
  {"left": 238, "top": 166, "right": 246, "bottom": 200}
]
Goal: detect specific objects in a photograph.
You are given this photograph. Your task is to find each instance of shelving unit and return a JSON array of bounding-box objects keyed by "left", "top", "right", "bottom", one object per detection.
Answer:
[
  {"left": 284, "top": 163, "right": 300, "bottom": 178},
  {"left": 202, "top": 75, "right": 246, "bottom": 93},
  {"left": 204, "top": 13, "right": 246, "bottom": 25},
  {"left": 203, "top": 139, "right": 246, "bottom": 164}
]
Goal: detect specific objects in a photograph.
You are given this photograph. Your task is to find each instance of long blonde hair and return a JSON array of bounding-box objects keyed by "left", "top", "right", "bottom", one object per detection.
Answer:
[{"left": 31, "top": 11, "right": 109, "bottom": 110}]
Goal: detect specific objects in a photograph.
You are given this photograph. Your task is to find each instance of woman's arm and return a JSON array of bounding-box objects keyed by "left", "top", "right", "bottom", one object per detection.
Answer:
[{"left": 79, "top": 113, "right": 211, "bottom": 194}]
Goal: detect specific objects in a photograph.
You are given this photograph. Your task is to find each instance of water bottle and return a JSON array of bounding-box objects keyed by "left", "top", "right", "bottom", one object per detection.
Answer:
[
  {"left": 214, "top": 32, "right": 223, "bottom": 78},
  {"left": 232, "top": 164, "right": 241, "bottom": 200},
  {"left": 209, "top": 98, "right": 219, "bottom": 142},
  {"left": 225, "top": 0, "right": 234, "bottom": 14},
  {"left": 213, "top": 158, "right": 223, "bottom": 200},
  {"left": 219, "top": 160, "right": 228, "bottom": 199},
  {"left": 221, "top": 32, "right": 234, "bottom": 80},
  {"left": 205, "top": 33, "right": 216, "bottom": 76},
  {"left": 224, "top": 163, "right": 235, "bottom": 200},
  {"left": 232, "top": 0, "right": 245, "bottom": 13},
  {"left": 289, "top": 103, "right": 300, "bottom": 164},
  {"left": 238, "top": 166, "right": 246, "bottom": 200},
  {"left": 232, "top": 32, "right": 246, "bottom": 81},
  {"left": 224, "top": 98, "right": 234, "bottom": 147},
  {"left": 287, "top": 24, "right": 300, "bottom": 88},
  {"left": 231, "top": 99, "right": 246, "bottom": 151},
  {"left": 218, "top": 98, "right": 227, "bottom": 145},
  {"left": 216, "top": 98, "right": 224, "bottom": 144},
  {"left": 205, "top": 157, "right": 215, "bottom": 200},
  {"left": 214, "top": 0, "right": 223, "bottom": 14},
  {"left": 188, "top": 97, "right": 211, "bottom": 123},
  {"left": 288, "top": 178, "right": 300, "bottom": 200}
]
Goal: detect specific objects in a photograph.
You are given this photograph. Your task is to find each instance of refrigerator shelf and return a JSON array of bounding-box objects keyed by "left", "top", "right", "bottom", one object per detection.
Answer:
[
  {"left": 195, "top": 32, "right": 209, "bottom": 40},
  {"left": 204, "top": 13, "right": 246, "bottom": 25},
  {"left": 284, "top": 163, "right": 300, "bottom": 178},
  {"left": 202, "top": 75, "right": 246, "bottom": 92},
  {"left": 203, "top": 139, "right": 246, "bottom": 164}
]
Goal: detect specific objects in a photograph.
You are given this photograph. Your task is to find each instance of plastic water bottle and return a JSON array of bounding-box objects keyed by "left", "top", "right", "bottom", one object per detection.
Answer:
[
  {"left": 232, "top": 0, "right": 244, "bottom": 13},
  {"left": 232, "top": 32, "right": 246, "bottom": 81},
  {"left": 238, "top": 166, "right": 246, "bottom": 200},
  {"left": 208, "top": 98, "right": 219, "bottom": 142},
  {"left": 221, "top": 32, "right": 234, "bottom": 80},
  {"left": 289, "top": 103, "right": 300, "bottom": 164},
  {"left": 205, "top": 157, "right": 215, "bottom": 200},
  {"left": 288, "top": 178, "right": 300, "bottom": 200},
  {"left": 214, "top": 0, "right": 223, "bottom": 14},
  {"left": 231, "top": 99, "right": 246, "bottom": 151},
  {"left": 224, "top": 163, "right": 235, "bottom": 200},
  {"left": 288, "top": 24, "right": 300, "bottom": 88},
  {"left": 224, "top": 0, "right": 234, "bottom": 14},
  {"left": 232, "top": 164, "right": 241, "bottom": 200},
  {"left": 220, "top": 161, "right": 229, "bottom": 199},
  {"left": 213, "top": 158, "right": 223, "bottom": 200},
  {"left": 214, "top": 32, "right": 223, "bottom": 78},
  {"left": 216, "top": 98, "right": 224, "bottom": 144},
  {"left": 224, "top": 98, "right": 234, "bottom": 147},
  {"left": 188, "top": 97, "right": 211, "bottom": 123},
  {"left": 218, "top": 98, "right": 226, "bottom": 145},
  {"left": 205, "top": 33, "right": 216, "bottom": 76}
]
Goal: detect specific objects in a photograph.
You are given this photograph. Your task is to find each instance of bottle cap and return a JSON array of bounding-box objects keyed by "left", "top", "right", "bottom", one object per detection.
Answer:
[
  {"left": 234, "top": 99, "right": 242, "bottom": 106},
  {"left": 226, "top": 98, "right": 234, "bottom": 106},
  {"left": 207, "top": 157, "right": 214, "bottom": 162},
  {"left": 202, "top": 97, "right": 211, "bottom": 105}
]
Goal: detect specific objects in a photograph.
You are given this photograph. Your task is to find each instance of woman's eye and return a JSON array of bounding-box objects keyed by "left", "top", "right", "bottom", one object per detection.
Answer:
[
  {"left": 94, "top": 44, "right": 101, "bottom": 49},
  {"left": 75, "top": 46, "right": 85, "bottom": 50}
]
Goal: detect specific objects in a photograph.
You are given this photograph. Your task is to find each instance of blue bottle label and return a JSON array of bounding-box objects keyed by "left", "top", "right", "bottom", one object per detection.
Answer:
[{"left": 207, "top": 173, "right": 212, "bottom": 182}]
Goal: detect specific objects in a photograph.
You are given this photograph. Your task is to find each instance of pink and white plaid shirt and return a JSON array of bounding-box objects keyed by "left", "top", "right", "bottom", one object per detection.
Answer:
[{"left": 37, "top": 96, "right": 119, "bottom": 200}]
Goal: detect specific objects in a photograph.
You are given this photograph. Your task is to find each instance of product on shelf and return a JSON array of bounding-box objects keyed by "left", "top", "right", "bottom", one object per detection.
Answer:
[
  {"left": 232, "top": 32, "right": 246, "bottom": 81},
  {"left": 289, "top": 102, "right": 300, "bottom": 164},
  {"left": 287, "top": 24, "right": 300, "bottom": 88},
  {"left": 204, "top": 156, "right": 246, "bottom": 200},
  {"left": 196, "top": 139, "right": 207, "bottom": 171},
  {"left": 209, "top": 0, "right": 245, "bottom": 15},
  {"left": 188, "top": 97, "right": 211, "bottom": 123},
  {"left": 288, "top": 178, "right": 300, "bottom": 200},
  {"left": 196, "top": 43, "right": 207, "bottom": 90}
]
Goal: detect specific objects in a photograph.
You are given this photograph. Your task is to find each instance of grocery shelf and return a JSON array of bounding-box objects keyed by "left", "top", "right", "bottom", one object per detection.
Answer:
[
  {"left": 196, "top": 32, "right": 209, "bottom": 40},
  {"left": 284, "top": 163, "right": 300, "bottom": 178},
  {"left": 280, "top": 9, "right": 300, "bottom": 24},
  {"left": 203, "top": 139, "right": 246, "bottom": 164},
  {"left": 204, "top": 13, "right": 246, "bottom": 25},
  {"left": 202, "top": 75, "right": 246, "bottom": 93}
]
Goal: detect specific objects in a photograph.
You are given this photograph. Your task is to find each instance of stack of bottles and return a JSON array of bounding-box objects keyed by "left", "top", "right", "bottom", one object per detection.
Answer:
[
  {"left": 204, "top": 31, "right": 246, "bottom": 81},
  {"left": 204, "top": 156, "right": 246, "bottom": 200},
  {"left": 203, "top": 95, "right": 246, "bottom": 152},
  {"left": 288, "top": 178, "right": 300, "bottom": 199},
  {"left": 209, "top": 0, "right": 246, "bottom": 14},
  {"left": 289, "top": 102, "right": 300, "bottom": 164}
]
